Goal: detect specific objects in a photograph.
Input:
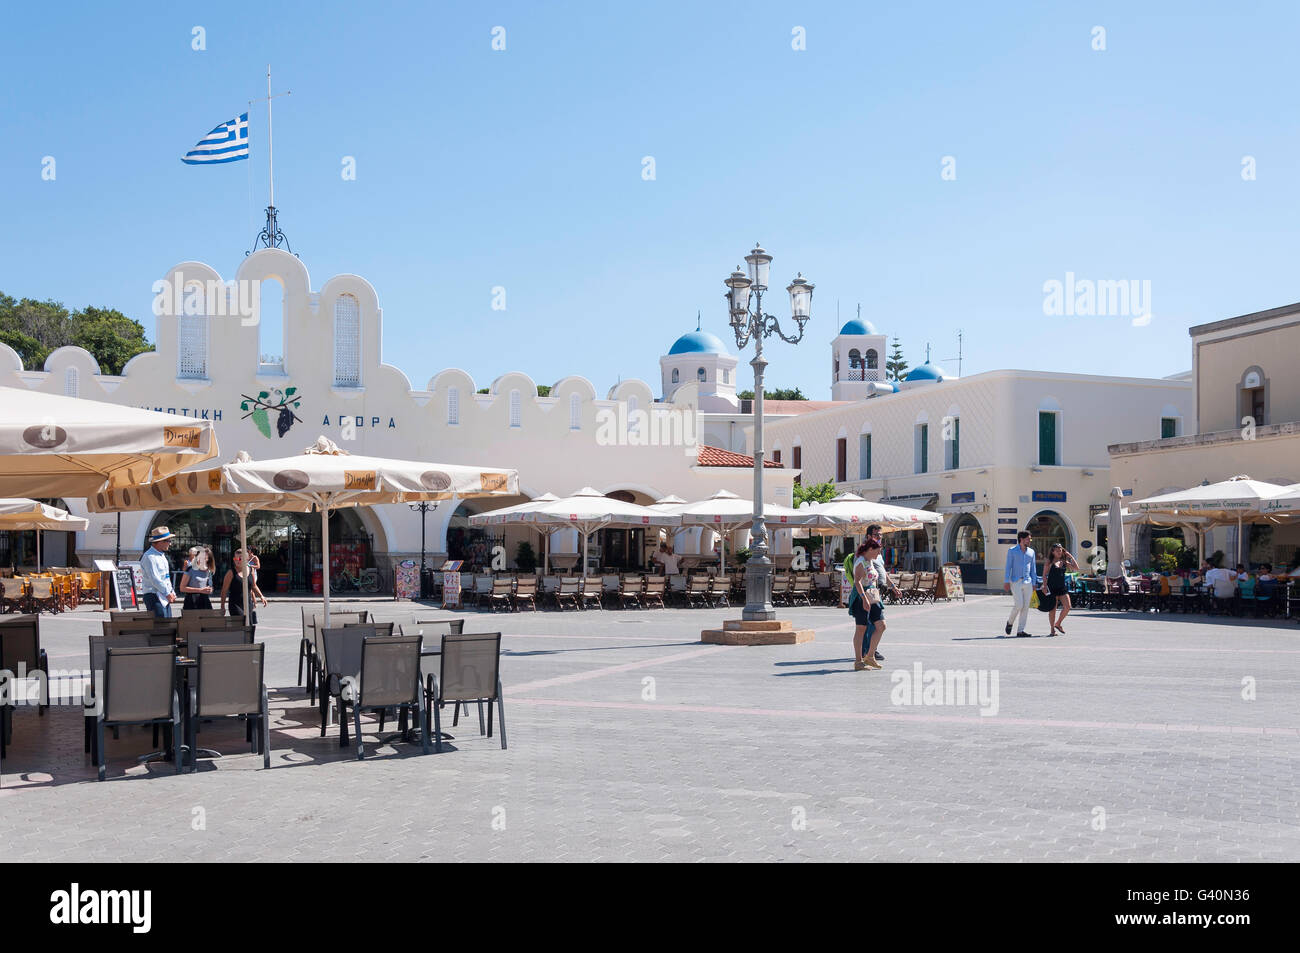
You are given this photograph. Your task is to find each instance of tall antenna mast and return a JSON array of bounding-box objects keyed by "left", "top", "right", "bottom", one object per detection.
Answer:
[
  {"left": 247, "top": 66, "right": 295, "bottom": 256},
  {"left": 943, "top": 328, "right": 964, "bottom": 377}
]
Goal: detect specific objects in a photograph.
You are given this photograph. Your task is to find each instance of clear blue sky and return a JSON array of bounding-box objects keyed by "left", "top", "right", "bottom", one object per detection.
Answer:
[{"left": 3, "top": 1, "right": 1298, "bottom": 396}]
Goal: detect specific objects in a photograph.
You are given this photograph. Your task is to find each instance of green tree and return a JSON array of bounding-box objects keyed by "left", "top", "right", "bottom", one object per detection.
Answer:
[
  {"left": 70, "top": 306, "right": 152, "bottom": 375},
  {"left": 737, "top": 387, "right": 807, "bottom": 400},
  {"left": 885, "top": 337, "right": 909, "bottom": 381},
  {"left": 0, "top": 292, "right": 153, "bottom": 374},
  {"left": 793, "top": 480, "right": 837, "bottom": 509},
  {"left": 535, "top": 385, "right": 551, "bottom": 397}
]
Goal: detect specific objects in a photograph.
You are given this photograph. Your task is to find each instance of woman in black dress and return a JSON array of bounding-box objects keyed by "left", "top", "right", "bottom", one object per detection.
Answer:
[
  {"left": 220, "top": 549, "right": 258, "bottom": 635},
  {"left": 1042, "top": 543, "right": 1079, "bottom": 635}
]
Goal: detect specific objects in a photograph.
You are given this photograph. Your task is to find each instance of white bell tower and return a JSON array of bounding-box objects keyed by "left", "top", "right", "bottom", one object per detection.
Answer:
[{"left": 830, "top": 309, "right": 888, "bottom": 400}]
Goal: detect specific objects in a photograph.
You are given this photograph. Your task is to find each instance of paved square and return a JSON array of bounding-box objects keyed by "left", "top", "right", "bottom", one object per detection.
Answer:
[{"left": 3, "top": 595, "right": 1298, "bottom": 861}]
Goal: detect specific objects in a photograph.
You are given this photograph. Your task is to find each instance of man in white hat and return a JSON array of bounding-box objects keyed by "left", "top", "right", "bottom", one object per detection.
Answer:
[{"left": 140, "top": 525, "right": 177, "bottom": 619}]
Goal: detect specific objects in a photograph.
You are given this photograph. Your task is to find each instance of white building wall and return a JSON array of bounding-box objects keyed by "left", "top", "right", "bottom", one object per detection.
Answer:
[{"left": 0, "top": 250, "right": 797, "bottom": 569}]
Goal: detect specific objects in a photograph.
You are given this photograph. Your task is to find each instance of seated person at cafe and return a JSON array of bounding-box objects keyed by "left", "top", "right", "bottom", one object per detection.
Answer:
[{"left": 1205, "top": 563, "right": 1236, "bottom": 612}]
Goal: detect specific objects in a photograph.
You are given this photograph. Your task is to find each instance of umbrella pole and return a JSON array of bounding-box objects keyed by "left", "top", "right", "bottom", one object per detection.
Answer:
[
  {"left": 35, "top": 529, "right": 41, "bottom": 572},
  {"left": 238, "top": 509, "right": 250, "bottom": 623},
  {"left": 582, "top": 530, "right": 588, "bottom": 580},
  {"left": 322, "top": 505, "right": 331, "bottom": 620},
  {"left": 1237, "top": 515, "right": 1243, "bottom": 565}
]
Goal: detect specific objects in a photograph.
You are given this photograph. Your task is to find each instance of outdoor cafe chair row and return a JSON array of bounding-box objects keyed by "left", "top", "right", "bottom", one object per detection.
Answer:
[{"left": 90, "top": 639, "right": 268, "bottom": 780}]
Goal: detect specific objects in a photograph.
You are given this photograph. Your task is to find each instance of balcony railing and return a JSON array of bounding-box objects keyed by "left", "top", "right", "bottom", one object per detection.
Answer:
[{"left": 833, "top": 367, "right": 881, "bottom": 383}]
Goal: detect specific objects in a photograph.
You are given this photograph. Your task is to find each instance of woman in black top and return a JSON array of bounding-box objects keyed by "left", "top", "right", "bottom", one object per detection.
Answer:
[
  {"left": 1042, "top": 543, "right": 1079, "bottom": 636},
  {"left": 220, "top": 549, "right": 258, "bottom": 635}
]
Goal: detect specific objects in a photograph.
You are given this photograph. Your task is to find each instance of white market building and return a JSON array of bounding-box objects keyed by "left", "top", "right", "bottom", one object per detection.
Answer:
[
  {"left": 759, "top": 318, "right": 1195, "bottom": 587},
  {"left": 0, "top": 248, "right": 813, "bottom": 588}
]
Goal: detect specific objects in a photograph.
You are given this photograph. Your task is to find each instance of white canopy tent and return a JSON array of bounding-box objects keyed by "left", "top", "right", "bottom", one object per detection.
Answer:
[{"left": 0, "top": 499, "right": 89, "bottom": 570}]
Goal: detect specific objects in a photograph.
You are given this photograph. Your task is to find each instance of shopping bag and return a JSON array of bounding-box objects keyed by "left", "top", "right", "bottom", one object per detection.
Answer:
[{"left": 1030, "top": 590, "right": 1040, "bottom": 609}]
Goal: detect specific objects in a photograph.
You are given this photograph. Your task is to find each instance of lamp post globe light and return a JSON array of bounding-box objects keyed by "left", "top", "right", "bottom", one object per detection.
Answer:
[{"left": 725, "top": 244, "right": 812, "bottom": 621}]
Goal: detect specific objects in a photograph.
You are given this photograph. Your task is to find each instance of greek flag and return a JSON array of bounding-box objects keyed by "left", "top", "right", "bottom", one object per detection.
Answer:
[{"left": 182, "top": 113, "right": 249, "bottom": 164}]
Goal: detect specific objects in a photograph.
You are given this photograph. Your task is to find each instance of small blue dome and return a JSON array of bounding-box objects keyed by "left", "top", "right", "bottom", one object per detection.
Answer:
[
  {"left": 905, "top": 361, "right": 946, "bottom": 382},
  {"left": 839, "top": 318, "right": 878, "bottom": 335},
  {"left": 669, "top": 330, "right": 727, "bottom": 355}
]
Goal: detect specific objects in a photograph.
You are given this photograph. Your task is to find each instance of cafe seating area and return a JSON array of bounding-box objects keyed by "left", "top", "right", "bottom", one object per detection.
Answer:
[
  {"left": 0, "top": 568, "right": 102, "bottom": 614},
  {"left": 0, "top": 605, "right": 509, "bottom": 782},
  {"left": 1067, "top": 573, "right": 1295, "bottom": 618}
]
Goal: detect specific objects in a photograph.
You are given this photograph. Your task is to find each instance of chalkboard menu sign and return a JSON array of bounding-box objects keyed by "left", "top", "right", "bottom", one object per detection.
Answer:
[
  {"left": 939, "top": 563, "right": 966, "bottom": 601},
  {"left": 110, "top": 568, "right": 138, "bottom": 609}
]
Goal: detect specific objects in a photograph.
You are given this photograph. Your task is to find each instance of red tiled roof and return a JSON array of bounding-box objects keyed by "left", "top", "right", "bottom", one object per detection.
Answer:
[{"left": 697, "top": 445, "right": 784, "bottom": 468}]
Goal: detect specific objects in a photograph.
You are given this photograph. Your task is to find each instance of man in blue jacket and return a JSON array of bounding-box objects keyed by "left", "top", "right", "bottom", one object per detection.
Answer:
[
  {"left": 1003, "top": 530, "right": 1039, "bottom": 637},
  {"left": 140, "top": 526, "right": 177, "bottom": 619}
]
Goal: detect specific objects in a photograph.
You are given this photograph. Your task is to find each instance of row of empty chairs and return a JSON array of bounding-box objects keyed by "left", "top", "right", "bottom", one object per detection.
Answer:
[{"left": 0, "top": 570, "right": 101, "bottom": 614}]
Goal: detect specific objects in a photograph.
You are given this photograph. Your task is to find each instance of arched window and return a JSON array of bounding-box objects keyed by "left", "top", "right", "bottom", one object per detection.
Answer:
[
  {"left": 333, "top": 294, "right": 361, "bottom": 387},
  {"left": 509, "top": 389, "right": 522, "bottom": 428},
  {"left": 849, "top": 348, "right": 862, "bottom": 368},
  {"left": 64, "top": 367, "right": 79, "bottom": 398},
  {"left": 569, "top": 393, "right": 581, "bottom": 430},
  {"left": 671, "top": 368, "right": 679, "bottom": 384},
  {"left": 865, "top": 348, "right": 878, "bottom": 369},
  {"left": 258, "top": 278, "right": 285, "bottom": 370},
  {"left": 447, "top": 386, "right": 460, "bottom": 425},
  {"left": 697, "top": 367, "right": 706, "bottom": 382},
  {"left": 178, "top": 283, "right": 208, "bottom": 379},
  {"left": 1239, "top": 366, "right": 1266, "bottom": 426}
]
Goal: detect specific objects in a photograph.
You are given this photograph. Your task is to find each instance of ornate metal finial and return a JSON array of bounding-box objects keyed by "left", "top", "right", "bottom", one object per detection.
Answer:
[
  {"left": 696, "top": 310, "right": 701, "bottom": 331},
  {"left": 247, "top": 205, "right": 297, "bottom": 257}
]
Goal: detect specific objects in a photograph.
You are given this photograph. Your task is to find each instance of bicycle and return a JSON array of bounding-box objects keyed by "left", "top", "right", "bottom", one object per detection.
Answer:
[{"left": 331, "top": 567, "right": 381, "bottom": 593}]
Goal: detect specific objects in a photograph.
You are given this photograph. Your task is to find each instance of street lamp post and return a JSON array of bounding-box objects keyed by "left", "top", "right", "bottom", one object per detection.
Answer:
[
  {"left": 725, "top": 244, "right": 813, "bottom": 621},
  {"left": 408, "top": 500, "right": 439, "bottom": 598}
]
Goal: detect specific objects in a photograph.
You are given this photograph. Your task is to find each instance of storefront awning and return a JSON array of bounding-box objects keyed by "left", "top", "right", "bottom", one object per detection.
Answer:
[
  {"left": 938, "top": 503, "right": 988, "bottom": 515},
  {"left": 879, "top": 493, "right": 939, "bottom": 511}
]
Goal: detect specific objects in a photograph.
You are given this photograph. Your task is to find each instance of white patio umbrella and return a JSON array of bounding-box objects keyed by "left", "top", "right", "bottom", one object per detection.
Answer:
[
  {"left": 91, "top": 437, "right": 519, "bottom": 619},
  {"left": 0, "top": 386, "right": 218, "bottom": 497},
  {"left": 796, "top": 492, "right": 943, "bottom": 535},
  {"left": 1105, "top": 487, "right": 1127, "bottom": 579},
  {"left": 1259, "top": 483, "right": 1300, "bottom": 517},
  {"left": 467, "top": 492, "right": 558, "bottom": 571},
  {"left": 1094, "top": 507, "right": 1210, "bottom": 567},
  {"left": 517, "top": 487, "right": 680, "bottom": 578},
  {"left": 667, "top": 490, "right": 811, "bottom": 572},
  {"left": 0, "top": 499, "right": 89, "bottom": 570},
  {"left": 1130, "top": 475, "right": 1288, "bottom": 564}
]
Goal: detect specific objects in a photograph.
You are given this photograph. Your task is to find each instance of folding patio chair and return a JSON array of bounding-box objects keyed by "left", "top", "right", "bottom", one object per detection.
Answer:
[
  {"left": 685, "top": 575, "right": 711, "bottom": 608},
  {"left": 580, "top": 577, "right": 604, "bottom": 610},
  {"left": 188, "top": 642, "right": 270, "bottom": 771},
  {"left": 620, "top": 575, "right": 644, "bottom": 610},
  {"left": 555, "top": 577, "right": 580, "bottom": 611},
  {"left": 513, "top": 576, "right": 538, "bottom": 612},
  {"left": 485, "top": 577, "right": 514, "bottom": 613},
  {"left": 339, "top": 634, "right": 428, "bottom": 760},
  {"left": 642, "top": 576, "right": 666, "bottom": 609},
  {"left": 94, "top": 645, "right": 181, "bottom": 781},
  {"left": 707, "top": 574, "right": 731, "bottom": 608},
  {"left": 425, "top": 632, "right": 506, "bottom": 754}
]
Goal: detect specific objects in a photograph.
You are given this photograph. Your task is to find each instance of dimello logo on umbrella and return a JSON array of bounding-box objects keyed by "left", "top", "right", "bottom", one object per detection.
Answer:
[
  {"left": 344, "top": 470, "right": 377, "bottom": 490},
  {"left": 163, "top": 425, "right": 202, "bottom": 447},
  {"left": 480, "top": 472, "right": 510, "bottom": 493},
  {"left": 49, "top": 883, "right": 151, "bottom": 933}
]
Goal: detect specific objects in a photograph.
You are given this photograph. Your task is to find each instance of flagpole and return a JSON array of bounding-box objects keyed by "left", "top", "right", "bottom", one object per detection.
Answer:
[{"left": 267, "top": 65, "right": 274, "bottom": 210}]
